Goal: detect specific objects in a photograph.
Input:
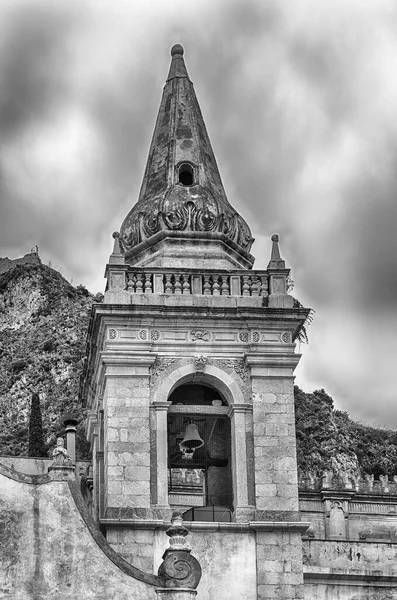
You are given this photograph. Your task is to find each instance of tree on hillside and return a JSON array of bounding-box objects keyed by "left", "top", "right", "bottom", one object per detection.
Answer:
[{"left": 28, "top": 393, "right": 47, "bottom": 457}]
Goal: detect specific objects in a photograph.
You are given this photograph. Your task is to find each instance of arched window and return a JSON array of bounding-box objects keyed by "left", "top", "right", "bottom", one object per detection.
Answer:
[
  {"left": 178, "top": 163, "right": 194, "bottom": 186},
  {"left": 167, "top": 383, "right": 233, "bottom": 520}
]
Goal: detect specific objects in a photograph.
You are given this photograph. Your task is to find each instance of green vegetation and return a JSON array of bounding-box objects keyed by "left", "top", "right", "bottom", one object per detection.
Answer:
[
  {"left": 295, "top": 386, "right": 397, "bottom": 478},
  {"left": 0, "top": 261, "right": 98, "bottom": 459}
]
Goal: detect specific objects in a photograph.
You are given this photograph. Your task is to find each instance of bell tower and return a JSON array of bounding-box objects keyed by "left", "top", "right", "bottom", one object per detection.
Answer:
[{"left": 82, "top": 45, "right": 310, "bottom": 600}]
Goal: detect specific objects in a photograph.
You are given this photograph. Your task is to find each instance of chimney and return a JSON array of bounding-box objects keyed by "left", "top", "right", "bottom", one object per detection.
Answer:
[{"left": 63, "top": 416, "right": 78, "bottom": 464}]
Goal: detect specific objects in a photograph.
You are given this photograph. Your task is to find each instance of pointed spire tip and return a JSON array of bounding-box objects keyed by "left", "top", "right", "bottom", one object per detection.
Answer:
[{"left": 171, "top": 44, "right": 184, "bottom": 56}]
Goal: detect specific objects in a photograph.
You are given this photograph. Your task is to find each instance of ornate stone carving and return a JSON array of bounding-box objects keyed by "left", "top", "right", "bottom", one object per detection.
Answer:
[
  {"left": 281, "top": 332, "right": 290, "bottom": 343},
  {"left": 150, "top": 357, "right": 178, "bottom": 386},
  {"left": 108, "top": 328, "right": 117, "bottom": 340},
  {"left": 139, "top": 329, "right": 148, "bottom": 340},
  {"left": 239, "top": 332, "right": 248, "bottom": 343},
  {"left": 52, "top": 437, "right": 72, "bottom": 466},
  {"left": 190, "top": 330, "right": 210, "bottom": 342},
  {"left": 252, "top": 331, "right": 260, "bottom": 343},
  {"left": 194, "top": 355, "right": 207, "bottom": 372},
  {"left": 48, "top": 437, "right": 74, "bottom": 480},
  {"left": 214, "top": 358, "right": 250, "bottom": 386},
  {"left": 121, "top": 197, "right": 254, "bottom": 255},
  {"left": 151, "top": 329, "right": 160, "bottom": 341},
  {"left": 158, "top": 512, "right": 202, "bottom": 589}
]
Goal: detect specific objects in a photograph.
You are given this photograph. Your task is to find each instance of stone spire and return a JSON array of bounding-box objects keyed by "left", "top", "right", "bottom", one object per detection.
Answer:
[{"left": 119, "top": 44, "right": 254, "bottom": 270}]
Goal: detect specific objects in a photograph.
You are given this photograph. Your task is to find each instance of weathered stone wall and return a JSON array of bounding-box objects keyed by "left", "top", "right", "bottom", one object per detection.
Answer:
[
  {"left": 0, "top": 466, "right": 162, "bottom": 600},
  {"left": 0, "top": 455, "right": 90, "bottom": 475},
  {"left": 154, "top": 527, "right": 257, "bottom": 600},
  {"left": 304, "top": 583, "right": 397, "bottom": 599},
  {"left": 107, "top": 528, "right": 156, "bottom": 572},
  {"left": 303, "top": 539, "right": 397, "bottom": 599}
]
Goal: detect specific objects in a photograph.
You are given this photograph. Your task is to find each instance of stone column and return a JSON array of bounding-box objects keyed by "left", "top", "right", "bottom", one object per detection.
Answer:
[
  {"left": 228, "top": 403, "right": 254, "bottom": 520},
  {"left": 151, "top": 401, "right": 172, "bottom": 509}
]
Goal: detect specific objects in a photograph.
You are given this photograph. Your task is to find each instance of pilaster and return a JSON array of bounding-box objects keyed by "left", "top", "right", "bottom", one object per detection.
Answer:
[
  {"left": 102, "top": 354, "right": 156, "bottom": 515},
  {"left": 151, "top": 401, "right": 172, "bottom": 508}
]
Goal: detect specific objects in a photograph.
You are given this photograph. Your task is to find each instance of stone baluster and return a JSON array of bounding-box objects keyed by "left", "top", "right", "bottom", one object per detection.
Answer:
[
  {"left": 136, "top": 273, "right": 143, "bottom": 293},
  {"left": 126, "top": 273, "right": 135, "bottom": 292},
  {"left": 203, "top": 275, "right": 211, "bottom": 295},
  {"left": 258, "top": 276, "right": 268, "bottom": 297},
  {"left": 182, "top": 274, "right": 191, "bottom": 294},
  {"left": 174, "top": 274, "right": 182, "bottom": 295},
  {"left": 144, "top": 273, "right": 153, "bottom": 294},
  {"left": 220, "top": 275, "right": 230, "bottom": 295},
  {"left": 251, "top": 276, "right": 259, "bottom": 297},
  {"left": 242, "top": 275, "right": 250, "bottom": 297},
  {"left": 165, "top": 274, "right": 173, "bottom": 294},
  {"left": 212, "top": 276, "right": 220, "bottom": 296}
]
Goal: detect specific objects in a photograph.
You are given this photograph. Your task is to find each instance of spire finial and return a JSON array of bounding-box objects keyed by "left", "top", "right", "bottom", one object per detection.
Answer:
[
  {"left": 112, "top": 231, "right": 121, "bottom": 255},
  {"left": 171, "top": 44, "right": 184, "bottom": 56},
  {"left": 167, "top": 44, "right": 189, "bottom": 81},
  {"left": 267, "top": 233, "right": 285, "bottom": 269}
]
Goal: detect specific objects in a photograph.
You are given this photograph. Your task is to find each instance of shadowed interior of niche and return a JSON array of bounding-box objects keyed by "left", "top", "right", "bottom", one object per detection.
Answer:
[{"left": 167, "top": 384, "right": 232, "bottom": 521}]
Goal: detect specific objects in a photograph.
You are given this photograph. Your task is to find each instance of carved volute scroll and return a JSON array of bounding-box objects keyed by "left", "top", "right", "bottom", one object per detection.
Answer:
[{"left": 158, "top": 512, "right": 202, "bottom": 589}]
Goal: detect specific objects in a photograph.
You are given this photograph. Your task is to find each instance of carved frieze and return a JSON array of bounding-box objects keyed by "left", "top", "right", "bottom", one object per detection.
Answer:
[
  {"left": 190, "top": 330, "right": 210, "bottom": 342},
  {"left": 120, "top": 195, "right": 254, "bottom": 254}
]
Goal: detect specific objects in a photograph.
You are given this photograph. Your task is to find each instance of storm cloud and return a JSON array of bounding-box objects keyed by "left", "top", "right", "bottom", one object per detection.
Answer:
[{"left": 0, "top": 0, "right": 396, "bottom": 425}]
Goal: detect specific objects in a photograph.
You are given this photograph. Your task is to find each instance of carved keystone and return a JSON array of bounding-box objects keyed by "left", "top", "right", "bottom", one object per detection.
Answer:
[{"left": 158, "top": 511, "right": 202, "bottom": 590}]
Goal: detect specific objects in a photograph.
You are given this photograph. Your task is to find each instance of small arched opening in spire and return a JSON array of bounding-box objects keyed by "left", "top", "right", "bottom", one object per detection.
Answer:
[{"left": 178, "top": 163, "right": 194, "bottom": 186}]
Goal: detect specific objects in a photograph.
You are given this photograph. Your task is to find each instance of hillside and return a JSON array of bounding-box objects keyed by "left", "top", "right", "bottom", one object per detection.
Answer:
[
  {"left": 295, "top": 387, "right": 397, "bottom": 478},
  {"left": 0, "top": 256, "right": 396, "bottom": 476},
  {"left": 0, "top": 254, "right": 100, "bottom": 459}
]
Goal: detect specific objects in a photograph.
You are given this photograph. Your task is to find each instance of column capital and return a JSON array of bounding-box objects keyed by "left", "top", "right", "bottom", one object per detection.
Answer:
[
  {"left": 228, "top": 403, "right": 253, "bottom": 417},
  {"left": 151, "top": 401, "right": 172, "bottom": 412}
]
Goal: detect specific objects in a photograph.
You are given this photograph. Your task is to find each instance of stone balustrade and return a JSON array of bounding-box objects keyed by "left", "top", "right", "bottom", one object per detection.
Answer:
[
  {"left": 107, "top": 267, "right": 270, "bottom": 297},
  {"left": 299, "top": 471, "right": 397, "bottom": 495}
]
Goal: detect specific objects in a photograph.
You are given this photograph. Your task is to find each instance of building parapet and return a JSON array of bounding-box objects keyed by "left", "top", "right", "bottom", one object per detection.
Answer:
[{"left": 299, "top": 470, "right": 397, "bottom": 496}]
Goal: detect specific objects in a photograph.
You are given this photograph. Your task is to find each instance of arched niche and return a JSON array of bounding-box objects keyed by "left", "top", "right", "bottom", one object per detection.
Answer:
[
  {"left": 151, "top": 362, "right": 251, "bottom": 519},
  {"left": 167, "top": 382, "right": 232, "bottom": 514}
]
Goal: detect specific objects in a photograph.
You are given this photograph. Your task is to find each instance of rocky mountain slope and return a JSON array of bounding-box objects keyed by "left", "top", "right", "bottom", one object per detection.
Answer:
[
  {"left": 0, "top": 253, "right": 100, "bottom": 459},
  {"left": 0, "top": 254, "right": 396, "bottom": 476}
]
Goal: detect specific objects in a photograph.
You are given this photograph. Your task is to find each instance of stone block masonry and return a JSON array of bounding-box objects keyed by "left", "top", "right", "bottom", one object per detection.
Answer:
[
  {"left": 256, "top": 531, "right": 304, "bottom": 600},
  {"left": 251, "top": 376, "right": 299, "bottom": 513},
  {"left": 104, "top": 369, "right": 152, "bottom": 512}
]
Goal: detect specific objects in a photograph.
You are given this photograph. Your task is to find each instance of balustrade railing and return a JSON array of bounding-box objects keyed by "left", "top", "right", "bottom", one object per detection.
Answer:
[{"left": 123, "top": 270, "right": 269, "bottom": 297}]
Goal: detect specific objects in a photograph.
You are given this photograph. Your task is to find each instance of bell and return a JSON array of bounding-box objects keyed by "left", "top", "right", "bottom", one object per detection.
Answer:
[{"left": 179, "top": 422, "right": 204, "bottom": 451}]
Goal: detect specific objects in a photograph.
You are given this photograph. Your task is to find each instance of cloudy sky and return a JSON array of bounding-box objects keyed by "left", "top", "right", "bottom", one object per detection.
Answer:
[{"left": 0, "top": 0, "right": 396, "bottom": 426}]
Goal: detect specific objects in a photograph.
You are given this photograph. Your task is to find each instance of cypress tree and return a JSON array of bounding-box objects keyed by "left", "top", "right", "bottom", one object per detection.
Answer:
[{"left": 28, "top": 393, "right": 47, "bottom": 457}]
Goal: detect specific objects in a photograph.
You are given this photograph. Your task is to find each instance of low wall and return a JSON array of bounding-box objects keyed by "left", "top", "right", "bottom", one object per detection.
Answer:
[{"left": 0, "top": 463, "right": 164, "bottom": 600}]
